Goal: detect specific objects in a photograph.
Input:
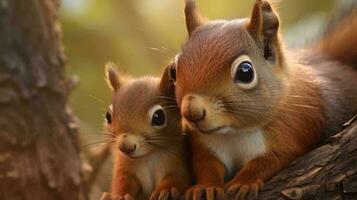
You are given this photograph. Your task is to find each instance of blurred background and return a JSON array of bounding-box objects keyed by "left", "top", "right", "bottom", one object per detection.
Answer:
[{"left": 59, "top": 0, "right": 335, "bottom": 198}]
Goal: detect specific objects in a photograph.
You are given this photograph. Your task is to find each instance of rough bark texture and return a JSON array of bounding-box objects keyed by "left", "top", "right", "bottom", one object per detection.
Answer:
[
  {"left": 0, "top": 0, "right": 82, "bottom": 199},
  {"left": 256, "top": 120, "right": 357, "bottom": 200}
]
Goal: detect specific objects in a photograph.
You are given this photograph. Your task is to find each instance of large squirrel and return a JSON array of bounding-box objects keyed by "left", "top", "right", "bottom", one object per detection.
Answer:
[
  {"left": 104, "top": 63, "right": 191, "bottom": 200},
  {"left": 168, "top": 0, "right": 357, "bottom": 199}
]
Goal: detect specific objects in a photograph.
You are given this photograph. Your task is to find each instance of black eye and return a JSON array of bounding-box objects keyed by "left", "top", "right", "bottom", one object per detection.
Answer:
[
  {"left": 105, "top": 111, "right": 112, "bottom": 124},
  {"left": 234, "top": 61, "right": 254, "bottom": 83},
  {"left": 169, "top": 65, "right": 176, "bottom": 81},
  {"left": 151, "top": 109, "right": 166, "bottom": 127}
]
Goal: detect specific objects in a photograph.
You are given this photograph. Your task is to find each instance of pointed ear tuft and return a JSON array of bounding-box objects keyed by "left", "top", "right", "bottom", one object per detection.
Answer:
[
  {"left": 185, "top": 0, "right": 204, "bottom": 36},
  {"left": 248, "top": 0, "right": 280, "bottom": 62},
  {"left": 105, "top": 62, "right": 121, "bottom": 91},
  {"left": 159, "top": 63, "right": 175, "bottom": 98}
]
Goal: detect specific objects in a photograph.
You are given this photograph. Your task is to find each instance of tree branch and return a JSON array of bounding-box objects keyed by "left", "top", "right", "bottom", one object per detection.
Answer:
[{"left": 257, "top": 118, "right": 357, "bottom": 200}]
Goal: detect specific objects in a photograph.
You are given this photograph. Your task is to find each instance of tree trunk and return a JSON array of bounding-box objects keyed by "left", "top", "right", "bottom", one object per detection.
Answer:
[{"left": 0, "top": 0, "right": 82, "bottom": 199}]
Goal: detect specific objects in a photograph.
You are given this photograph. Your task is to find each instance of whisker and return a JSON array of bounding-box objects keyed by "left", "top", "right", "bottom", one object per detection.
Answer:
[
  {"left": 82, "top": 140, "right": 115, "bottom": 148},
  {"left": 287, "top": 95, "right": 319, "bottom": 100},
  {"left": 89, "top": 95, "right": 107, "bottom": 104},
  {"left": 278, "top": 107, "right": 318, "bottom": 117},
  {"left": 140, "top": 46, "right": 170, "bottom": 55},
  {"left": 145, "top": 135, "right": 172, "bottom": 140},
  {"left": 103, "top": 133, "right": 116, "bottom": 139},
  {"left": 159, "top": 46, "right": 175, "bottom": 54},
  {"left": 290, "top": 104, "right": 319, "bottom": 110},
  {"left": 145, "top": 141, "right": 180, "bottom": 159},
  {"left": 157, "top": 96, "right": 176, "bottom": 101}
]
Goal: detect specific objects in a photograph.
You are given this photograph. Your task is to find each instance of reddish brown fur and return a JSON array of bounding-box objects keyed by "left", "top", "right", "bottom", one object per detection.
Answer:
[
  {"left": 185, "top": 0, "right": 205, "bottom": 37},
  {"left": 227, "top": 63, "right": 326, "bottom": 185},
  {"left": 176, "top": 0, "right": 357, "bottom": 200},
  {"left": 184, "top": 129, "right": 227, "bottom": 199},
  {"left": 106, "top": 64, "right": 191, "bottom": 200},
  {"left": 111, "top": 166, "right": 142, "bottom": 199},
  {"left": 317, "top": 11, "right": 357, "bottom": 68}
]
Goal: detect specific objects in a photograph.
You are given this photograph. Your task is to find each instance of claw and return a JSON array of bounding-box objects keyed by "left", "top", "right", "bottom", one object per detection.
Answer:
[
  {"left": 170, "top": 187, "right": 180, "bottom": 199},
  {"left": 227, "top": 184, "right": 240, "bottom": 197},
  {"left": 112, "top": 194, "right": 134, "bottom": 200},
  {"left": 124, "top": 194, "right": 134, "bottom": 200},
  {"left": 248, "top": 184, "right": 258, "bottom": 200},
  {"left": 226, "top": 180, "right": 263, "bottom": 200},
  {"left": 158, "top": 189, "right": 169, "bottom": 200},
  {"left": 235, "top": 185, "right": 248, "bottom": 200},
  {"left": 193, "top": 186, "right": 204, "bottom": 200},
  {"left": 185, "top": 185, "right": 226, "bottom": 200},
  {"left": 150, "top": 191, "right": 159, "bottom": 200},
  {"left": 206, "top": 187, "right": 214, "bottom": 200},
  {"left": 150, "top": 187, "right": 182, "bottom": 200}
]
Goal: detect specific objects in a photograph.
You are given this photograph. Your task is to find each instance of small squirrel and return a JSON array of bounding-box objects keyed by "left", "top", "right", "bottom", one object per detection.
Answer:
[
  {"left": 104, "top": 63, "right": 191, "bottom": 200},
  {"left": 169, "top": 0, "right": 357, "bottom": 199}
]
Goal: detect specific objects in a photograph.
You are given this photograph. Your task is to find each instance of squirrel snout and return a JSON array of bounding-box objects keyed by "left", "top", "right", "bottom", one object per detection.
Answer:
[
  {"left": 119, "top": 142, "right": 136, "bottom": 155},
  {"left": 181, "top": 94, "right": 206, "bottom": 123},
  {"left": 118, "top": 134, "right": 137, "bottom": 155}
]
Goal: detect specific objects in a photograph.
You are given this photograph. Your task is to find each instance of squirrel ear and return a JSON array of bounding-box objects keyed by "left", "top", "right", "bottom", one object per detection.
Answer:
[
  {"left": 185, "top": 0, "right": 204, "bottom": 36},
  {"left": 105, "top": 62, "right": 121, "bottom": 91},
  {"left": 248, "top": 0, "right": 280, "bottom": 62},
  {"left": 159, "top": 63, "right": 175, "bottom": 98}
]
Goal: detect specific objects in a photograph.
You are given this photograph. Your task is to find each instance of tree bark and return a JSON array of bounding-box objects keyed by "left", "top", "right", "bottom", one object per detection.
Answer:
[
  {"left": 257, "top": 119, "right": 357, "bottom": 200},
  {"left": 0, "top": 0, "right": 83, "bottom": 199}
]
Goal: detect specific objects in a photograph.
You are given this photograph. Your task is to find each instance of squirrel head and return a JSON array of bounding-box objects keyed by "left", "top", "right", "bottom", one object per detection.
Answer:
[
  {"left": 171, "top": 0, "right": 287, "bottom": 134},
  {"left": 104, "top": 63, "right": 181, "bottom": 158}
]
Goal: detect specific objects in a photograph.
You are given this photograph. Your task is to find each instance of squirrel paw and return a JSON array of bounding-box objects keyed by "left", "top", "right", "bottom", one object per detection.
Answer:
[
  {"left": 225, "top": 179, "right": 263, "bottom": 200},
  {"left": 149, "top": 187, "right": 181, "bottom": 200},
  {"left": 185, "top": 184, "right": 226, "bottom": 200},
  {"left": 113, "top": 193, "right": 134, "bottom": 200}
]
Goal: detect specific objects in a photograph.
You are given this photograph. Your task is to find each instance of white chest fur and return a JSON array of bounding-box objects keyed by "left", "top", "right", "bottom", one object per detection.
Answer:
[
  {"left": 132, "top": 152, "right": 173, "bottom": 197},
  {"left": 199, "top": 128, "right": 267, "bottom": 179}
]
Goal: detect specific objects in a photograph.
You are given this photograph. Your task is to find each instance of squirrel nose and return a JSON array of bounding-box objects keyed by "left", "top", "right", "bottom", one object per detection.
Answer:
[
  {"left": 119, "top": 143, "right": 136, "bottom": 155},
  {"left": 181, "top": 94, "right": 206, "bottom": 123},
  {"left": 118, "top": 135, "right": 137, "bottom": 155}
]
